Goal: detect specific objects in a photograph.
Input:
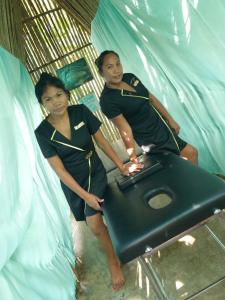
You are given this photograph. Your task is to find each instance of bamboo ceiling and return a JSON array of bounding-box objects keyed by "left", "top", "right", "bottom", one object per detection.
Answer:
[{"left": 20, "top": 0, "right": 119, "bottom": 142}]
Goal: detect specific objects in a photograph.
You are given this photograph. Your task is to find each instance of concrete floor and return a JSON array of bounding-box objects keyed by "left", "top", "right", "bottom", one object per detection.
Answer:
[{"left": 73, "top": 214, "right": 225, "bottom": 300}]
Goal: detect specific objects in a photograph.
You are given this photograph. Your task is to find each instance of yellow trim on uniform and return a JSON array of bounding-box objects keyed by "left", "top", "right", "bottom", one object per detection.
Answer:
[
  {"left": 85, "top": 150, "right": 93, "bottom": 159},
  {"left": 52, "top": 140, "right": 85, "bottom": 151},
  {"left": 121, "top": 89, "right": 149, "bottom": 100},
  {"left": 87, "top": 157, "right": 91, "bottom": 192},
  {"left": 152, "top": 106, "right": 180, "bottom": 152},
  {"left": 51, "top": 129, "right": 57, "bottom": 140},
  {"left": 50, "top": 128, "right": 85, "bottom": 151},
  {"left": 121, "top": 88, "right": 180, "bottom": 152},
  {"left": 53, "top": 140, "right": 93, "bottom": 192},
  {"left": 50, "top": 129, "right": 93, "bottom": 193}
]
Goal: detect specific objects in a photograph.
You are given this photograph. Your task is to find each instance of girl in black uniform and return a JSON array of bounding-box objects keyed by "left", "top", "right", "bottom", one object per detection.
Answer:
[
  {"left": 34, "top": 73, "right": 138, "bottom": 290},
  {"left": 97, "top": 50, "right": 198, "bottom": 165}
]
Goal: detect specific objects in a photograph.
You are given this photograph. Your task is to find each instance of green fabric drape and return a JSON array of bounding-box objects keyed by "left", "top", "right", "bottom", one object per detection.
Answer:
[
  {"left": 0, "top": 47, "right": 76, "bottom": 300},
  {"left": 91, "top": 0, "right": 225, "bottom": 173},
  {"left": 0, "top": 0, "right": 25, "bottom": 63},
  {"left": 54, "top": 0, "right": 100, "bottom": 33}
]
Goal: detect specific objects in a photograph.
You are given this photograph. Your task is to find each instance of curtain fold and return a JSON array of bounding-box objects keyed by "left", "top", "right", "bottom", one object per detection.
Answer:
[
  {"left": 91, "top": 0, "right": 225, "bottom": 173},
  {"left": 0, "top": 47, "right": 75, "bottom": 300},
  {"left": 54, "top": 0, "right": 100, "bottom": 33},
  {"left": 0, "top": 0, "right": 25, "bottom": 63}
]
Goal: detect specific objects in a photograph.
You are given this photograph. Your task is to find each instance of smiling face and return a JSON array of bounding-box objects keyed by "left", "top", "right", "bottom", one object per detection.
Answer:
[
  {"left": 41, "top": 85, "right": 69, "bottom": 116},
  {"left": 101, "top": 53, "right": 123, "bottom": 86}
]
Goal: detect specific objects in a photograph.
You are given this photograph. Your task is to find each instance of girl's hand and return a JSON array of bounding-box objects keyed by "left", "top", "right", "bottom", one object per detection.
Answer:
[
  {"left": 119, "top": 161, "right": 144, "bottom": 176},
  {"left": 84, "top": 193, "right": 104, "bottom": 211}
]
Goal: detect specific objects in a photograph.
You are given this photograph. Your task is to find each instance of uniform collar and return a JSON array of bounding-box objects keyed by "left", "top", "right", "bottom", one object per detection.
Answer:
[{"left": 35, "top": 112, "right": 71, "bottom": 143}]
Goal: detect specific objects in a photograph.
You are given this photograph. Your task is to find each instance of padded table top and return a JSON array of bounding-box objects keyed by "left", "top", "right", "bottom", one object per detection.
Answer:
[{"left": 103, "top": 153, "right": 225, "bottom": 263}]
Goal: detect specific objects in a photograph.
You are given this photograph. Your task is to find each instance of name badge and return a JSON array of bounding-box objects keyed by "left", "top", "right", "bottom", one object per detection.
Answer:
[
  {"left": 133, "top": 80, "right": 139, "bottom": 87},
  {"left": 74, "top": 121, "right": 85, "bottom": 130}
]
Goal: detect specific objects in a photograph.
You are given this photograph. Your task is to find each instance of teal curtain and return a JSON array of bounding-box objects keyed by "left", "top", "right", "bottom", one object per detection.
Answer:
[
  {"left": 0, "top": 47, "right": 76, "bottom": 299},
  {"left": 91, "top": 0, "right": 225, "bottom": 173}
]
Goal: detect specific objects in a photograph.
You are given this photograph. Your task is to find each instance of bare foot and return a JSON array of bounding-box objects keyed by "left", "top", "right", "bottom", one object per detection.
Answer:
[{"left": 109, "top": 261, "right": 125, "bottom": 291}]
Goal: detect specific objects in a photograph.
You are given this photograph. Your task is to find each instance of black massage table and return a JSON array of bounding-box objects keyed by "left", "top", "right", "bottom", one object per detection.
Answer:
[{"left": 103, "top": 153, "right": 225, "bottom": 300}]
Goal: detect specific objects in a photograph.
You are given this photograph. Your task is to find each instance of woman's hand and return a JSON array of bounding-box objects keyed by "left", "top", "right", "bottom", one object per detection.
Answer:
[
  {"left": 167, "top": 119, "right": 180, "bottom": 135},
  {"left": 84, "top": 193, "right": 104, "bottom": 211},
  {"left": 119, "top": 161, "right": 144, "bottom": 176}
]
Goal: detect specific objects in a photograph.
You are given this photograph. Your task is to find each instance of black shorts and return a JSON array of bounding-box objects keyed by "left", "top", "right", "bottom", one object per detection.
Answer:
[{"left": 144, "top": 133, "right": 187, "bottom": 155}]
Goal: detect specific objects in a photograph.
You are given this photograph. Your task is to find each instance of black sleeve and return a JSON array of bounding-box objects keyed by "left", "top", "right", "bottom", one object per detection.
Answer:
[
  {"left": 129, "top": 73, "right": 149, "bottom": 93},
  {"left": 35, "top": 131, "right": 57, "bottom": 158},
  {"left": 81, "top": 104, "right": 101, "bottom": 135},
  {"left": 100, "top": 96, "right": 122, "bottom": 119}
]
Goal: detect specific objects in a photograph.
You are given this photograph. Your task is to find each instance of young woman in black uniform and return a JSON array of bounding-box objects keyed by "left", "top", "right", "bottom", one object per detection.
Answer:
[
  {"left": 34, "top": 73, "right": 140, "bottom": 290},
  {"left": 97, "top": 50, "right": 198, "bottom": 165}
]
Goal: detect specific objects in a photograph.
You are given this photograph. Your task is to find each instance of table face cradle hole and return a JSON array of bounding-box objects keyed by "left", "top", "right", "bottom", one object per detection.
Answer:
[{"left": 147, "top": 193, "right": 173, "bottom": 209}]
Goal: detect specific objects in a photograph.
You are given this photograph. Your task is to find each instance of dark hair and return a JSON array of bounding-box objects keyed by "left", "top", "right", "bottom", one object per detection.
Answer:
[
  {"left": 35, "top": 72, "right": 70, "bottom": 103},
  {"left": 95, "top": 50, "right": 119, "bottom": 73}
]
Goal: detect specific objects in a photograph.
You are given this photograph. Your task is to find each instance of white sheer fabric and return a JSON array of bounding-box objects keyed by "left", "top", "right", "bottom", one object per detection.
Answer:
[
  {"left": 92, "top": 0, "right": 225, "bottom": 172},
  {"left": 0, "top": 47, "right": 75, "bottom": 300}
]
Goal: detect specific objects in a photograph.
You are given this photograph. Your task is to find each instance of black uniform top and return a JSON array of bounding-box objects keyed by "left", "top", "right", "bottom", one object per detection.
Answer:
[
  {"left": 35, "top": 104, "right": 107, "bottom": 221},
  {"left": 100, "top": 73, "right": 186, "bottom": 154}
]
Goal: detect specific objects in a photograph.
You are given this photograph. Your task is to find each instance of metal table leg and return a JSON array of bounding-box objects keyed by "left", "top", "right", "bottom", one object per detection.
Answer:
[{"left": 138, "top": 256, "right": 169, "bottom": 300}]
